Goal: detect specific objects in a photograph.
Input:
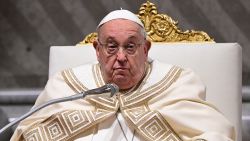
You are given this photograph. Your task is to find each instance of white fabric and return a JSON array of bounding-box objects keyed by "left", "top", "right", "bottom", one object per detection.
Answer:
[
  {"left": 90, "top": 113, "right": 138, "bottom": 141},
  {"left": 49, "top": 43, "right": 242, "bottom": 141},
  {"left": 97, "top": 10, "right": 144, "bottom": 28},
  {"left": 12, "top": 60, "right": 234, "bottom": 141}
]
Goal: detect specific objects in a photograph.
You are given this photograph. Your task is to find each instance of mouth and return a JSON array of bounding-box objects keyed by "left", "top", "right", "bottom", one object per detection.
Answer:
[
  {"left": 114, "top": 67, "right": 128, "bottom": 71},
  {"left": 113, "top": 68, "right": 129, "bottom": 75}
]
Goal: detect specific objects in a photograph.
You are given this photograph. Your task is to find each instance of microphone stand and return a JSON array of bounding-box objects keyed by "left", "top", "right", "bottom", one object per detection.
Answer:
[{"left": 0, "top": 83, "right": 118, "bottom": 134}]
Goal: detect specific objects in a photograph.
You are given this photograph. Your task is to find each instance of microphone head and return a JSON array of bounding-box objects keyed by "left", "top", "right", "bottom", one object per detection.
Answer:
[
  {"left": 85, "top": 83, "right": 119, "bottom": 97},
  {"left": 107, "top": 83, "right": 119, "bottom": 97}
]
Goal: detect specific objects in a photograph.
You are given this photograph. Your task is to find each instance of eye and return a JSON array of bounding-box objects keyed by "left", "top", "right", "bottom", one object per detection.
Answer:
[
  {"left": 125, "top": 43, "right": 136, "bottom": 54},
  {"left": 126, "top": 43, "right": 136, "bottom": 49},
  {"left": 106, "top": 43, "right": 118, "bottom": 53}
]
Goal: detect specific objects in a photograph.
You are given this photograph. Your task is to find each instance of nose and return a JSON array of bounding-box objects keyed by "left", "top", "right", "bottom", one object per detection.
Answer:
[{"left": 116, "top": 48, "right": 127, "bottom": 62}]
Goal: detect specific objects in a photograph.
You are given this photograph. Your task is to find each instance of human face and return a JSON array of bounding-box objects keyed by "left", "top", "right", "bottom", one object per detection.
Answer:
[{"left": 93, "top": 19, "right": 151, "bottom": 90}]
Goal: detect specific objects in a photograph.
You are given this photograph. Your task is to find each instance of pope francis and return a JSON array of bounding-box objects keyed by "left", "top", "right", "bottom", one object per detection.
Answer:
[{"left": 11, "top": 10, "right": 235, "bottom": 141}]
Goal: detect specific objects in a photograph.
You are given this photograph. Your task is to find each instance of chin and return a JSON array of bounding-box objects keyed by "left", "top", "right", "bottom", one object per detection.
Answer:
[
  {"left": 117, "top": 84, "right": 132, "bottom": 90},
  {"left": 112, "top": 75, "right": 135, "bottom": 89},
  {"left": 113, "top": 80, "right": 130, "bottom": 89}
]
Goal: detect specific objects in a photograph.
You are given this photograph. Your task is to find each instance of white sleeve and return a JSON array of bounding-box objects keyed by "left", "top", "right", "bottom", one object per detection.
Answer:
[{"left": 149, "top": 68, "right": 235, "bottom": 141}]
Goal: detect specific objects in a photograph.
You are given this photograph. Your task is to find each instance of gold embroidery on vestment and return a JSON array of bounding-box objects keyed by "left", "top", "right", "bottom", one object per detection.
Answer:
[
  {"left": 119, "top": 66, "right": 183, "bottom": 141},
  {"left": 22, "top": 109, "right": 115, "bottom": 141},
  {"left": 93, "top": 64, "right": 105, "bottom": 87},
  {"left": 23, "top": 64, "right": 183, "bottom": 141},
  {"left": 62, "top": 70, "right": 79, "bottom": 93},
  {"left": 90, "top": 63, "right": 183, "bottom": 141},
  {"left": 62, "top": 69, "right": 88, "bottom": 93},
  {"left": 68, "top": 69, "right": 88, "bottom": 91}
]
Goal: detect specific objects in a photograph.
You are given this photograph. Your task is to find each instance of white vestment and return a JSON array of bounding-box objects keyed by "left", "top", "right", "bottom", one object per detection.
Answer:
[{"left": 11, "top": 60, "right": 235, "bottom": 141}]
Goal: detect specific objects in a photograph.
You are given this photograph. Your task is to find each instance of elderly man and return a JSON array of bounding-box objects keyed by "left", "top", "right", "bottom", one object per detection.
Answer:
[{"left": 11, "top": 10, "right": 234, "bottom": 141}]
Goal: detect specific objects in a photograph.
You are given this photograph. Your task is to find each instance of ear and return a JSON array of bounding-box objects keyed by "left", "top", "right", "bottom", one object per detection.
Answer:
[
  {"left": 93, "top": 40, "right": 100, "bottom": 60},
  {"left": 93, "top": 40, "right": 98, "bottom": 50},
  {"left": 144, "top": 40, "right": 151, "bottom": 57}
]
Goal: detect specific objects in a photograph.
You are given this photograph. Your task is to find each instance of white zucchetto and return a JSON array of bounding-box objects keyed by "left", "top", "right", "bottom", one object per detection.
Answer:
[{"left": 97, "top": 10, "right": 144, "bottom": 28}]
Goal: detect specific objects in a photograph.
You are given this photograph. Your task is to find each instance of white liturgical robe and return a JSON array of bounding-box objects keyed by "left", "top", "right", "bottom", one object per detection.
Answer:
[{"left": 11, "top": 60, "right": 235, "bottom": 141}]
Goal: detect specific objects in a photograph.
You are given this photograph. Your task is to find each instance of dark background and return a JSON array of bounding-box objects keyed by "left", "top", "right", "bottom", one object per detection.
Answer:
[{"left": 0, "top": 0, "right": 249, "bottom": 88}]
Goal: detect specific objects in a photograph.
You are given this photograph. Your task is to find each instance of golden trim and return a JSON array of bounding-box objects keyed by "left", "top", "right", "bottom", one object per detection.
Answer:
[
  {"left": 119, "top": 66, "right": 182, "bottom": 109},
  {"left": 88, "top": 62, "right": 183, "bottom": 140},
  {"left": 61, "top": 70, "right": 80, "bottom": 93},
  {"left": 92, "top": 64, "right": 105, "bottom": 87},
  {"left": 87, "top": 97, "right": 119, "bottom": 111},
  {"left": 66, "top": 69, "right": 83, "bottom": 92},
  {"left": 65, "top": 69, "right": 82, "bottom": 93},
  {"left": 61, "top": 69, "right": 87, "bottom": 93},
  {"left": 22, "top": 109, "right": 116, "bottom": 141},
  {"left": 68, "top": 69, "right": 89, "bottom": 91},
  {"left": 87, "top": 64, "right": 119, "bottom": 111},
  {"left": 78, "top": 1, "right": 213, "bottom": 44},
  {"left": 21, "top": 64, "right": 185, "bottom": 141},
  {"left": 122, "top": 106, "right": 182, "bottom": 141},
  {"left": 119, "top": 66, "right": 183, "bottom": 141},
  {"left": 92, "top": 64, "right": 101, "bottom": 87}
]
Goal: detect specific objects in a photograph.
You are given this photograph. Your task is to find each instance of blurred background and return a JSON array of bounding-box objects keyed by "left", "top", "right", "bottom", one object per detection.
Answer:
[{"left": 0, "top": 0, "right": 249, "bottom": 140}]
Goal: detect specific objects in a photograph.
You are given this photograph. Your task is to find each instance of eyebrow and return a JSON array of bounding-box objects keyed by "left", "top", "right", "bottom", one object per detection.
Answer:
[
  {"left": 103, "top": 34, "right": 140, "bottom": 43},
  {"left": 128, "top": 35, "right": 138, "bottom": 39},
  {"left": 105, "top": 37, "right": 116, "bottom": 41}
]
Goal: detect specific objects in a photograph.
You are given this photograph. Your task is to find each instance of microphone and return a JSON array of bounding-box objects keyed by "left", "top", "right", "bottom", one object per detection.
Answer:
[
  {"left": 0, "top": 83, "right": 119, "bottom": 134},
  {"left": 86, "top": 83, "right": 119, "bottom": 97}
]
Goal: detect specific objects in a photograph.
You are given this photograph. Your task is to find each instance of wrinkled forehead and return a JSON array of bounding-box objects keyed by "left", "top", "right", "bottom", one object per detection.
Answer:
[{"left": 97, "top": 19, "right": 143, "bottom": 40}]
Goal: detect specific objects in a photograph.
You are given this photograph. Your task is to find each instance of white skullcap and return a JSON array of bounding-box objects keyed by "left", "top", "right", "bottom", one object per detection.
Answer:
[{"left": 97, "top": 9, "right": 144, "bottom": 28}]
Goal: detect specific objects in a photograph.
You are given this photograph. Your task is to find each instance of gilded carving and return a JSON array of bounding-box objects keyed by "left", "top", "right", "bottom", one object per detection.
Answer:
[
  {"left": 78, "top": 33, "right": 97, "bottom": 45},
  {"left": 78, "top": 1, "right": 213, "bottom": 45}
]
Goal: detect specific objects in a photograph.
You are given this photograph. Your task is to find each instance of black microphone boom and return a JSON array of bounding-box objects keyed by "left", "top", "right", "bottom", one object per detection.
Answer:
[{"left": 0, "top": 83, "right": 119, "bottom": 135}]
